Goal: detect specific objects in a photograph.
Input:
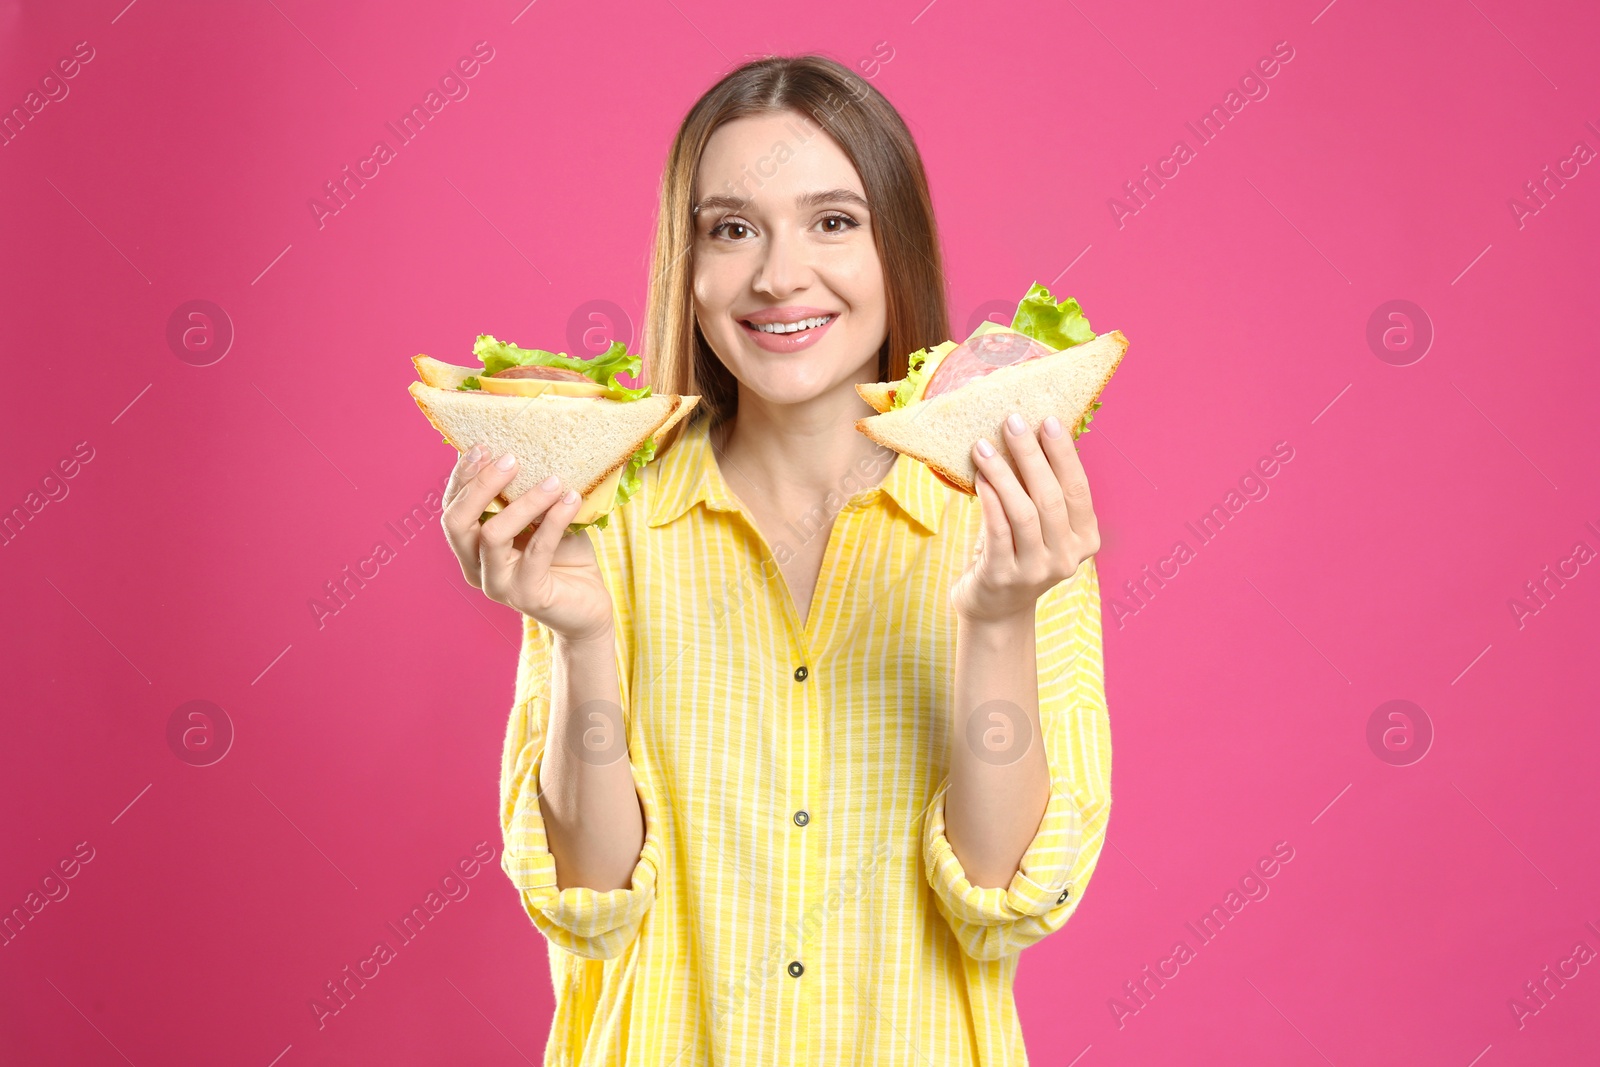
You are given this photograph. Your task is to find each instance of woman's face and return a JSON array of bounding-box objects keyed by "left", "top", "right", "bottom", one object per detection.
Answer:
[{"left": 691, "top": 109, "right": 887, "bottom": 407}]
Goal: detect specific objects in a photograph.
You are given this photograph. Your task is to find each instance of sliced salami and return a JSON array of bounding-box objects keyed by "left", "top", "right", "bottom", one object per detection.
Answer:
[
  {"left": 490, "top": 364, "right": 592, "bottom": 382},
  {"left": 922, "top": 330, "right": 1056, "bottom": 399}
]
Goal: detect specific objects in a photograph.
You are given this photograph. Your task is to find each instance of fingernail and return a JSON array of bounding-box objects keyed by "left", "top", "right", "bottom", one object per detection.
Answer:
[
  {"left": 495, "top": 452, "right": 516, "bottom": 470},
  {"left": 540, "top": 474, "right": 560, "bottom": 491},
  {"left": 1006, "top": 413, "right": 1026, "bottom": 436},
  {"left": 466, "top": 444, "right": 484, "bottom": 463},
  {"left": 561, "top": 489, "right": 579, "bottom": 503},
  {"left": 1043, "top": 415, "right": 1063, "bottom": 439},
  {"left": 976, "top": 438, "right": 995, "bottom": 458}
]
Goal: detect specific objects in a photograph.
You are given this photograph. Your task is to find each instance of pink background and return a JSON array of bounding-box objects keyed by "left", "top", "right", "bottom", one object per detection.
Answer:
[{"left": 3, "top": 0, "right": 1597, "bottom": 1063}]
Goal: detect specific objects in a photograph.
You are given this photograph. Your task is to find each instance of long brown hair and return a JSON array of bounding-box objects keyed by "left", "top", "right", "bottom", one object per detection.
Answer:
[{"left": 642, "top": 54, "right": 950, "bottom": 453}]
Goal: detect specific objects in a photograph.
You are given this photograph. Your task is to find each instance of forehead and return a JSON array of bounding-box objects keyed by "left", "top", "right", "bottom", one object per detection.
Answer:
[{"left": 695, "top": 110, "right": 864, "bottom": 205}]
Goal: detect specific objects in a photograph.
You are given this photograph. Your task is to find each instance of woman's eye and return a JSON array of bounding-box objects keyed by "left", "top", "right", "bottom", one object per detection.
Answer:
[{"left": 708, "top": 214, "right": 859, "bottom": 239}]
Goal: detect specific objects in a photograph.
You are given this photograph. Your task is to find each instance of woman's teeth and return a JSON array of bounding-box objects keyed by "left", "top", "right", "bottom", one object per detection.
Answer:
[{"left": 748, "top": 315, "right": 832, "bottom": 334}]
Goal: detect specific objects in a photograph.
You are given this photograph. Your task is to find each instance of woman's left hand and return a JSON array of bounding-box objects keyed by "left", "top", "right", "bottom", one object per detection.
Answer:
[{"left": 949, "top": 412, "right": 1101, "bottom": 624}]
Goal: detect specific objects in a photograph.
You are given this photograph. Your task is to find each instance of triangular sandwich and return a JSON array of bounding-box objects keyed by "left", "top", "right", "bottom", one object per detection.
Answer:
[
  {"left": 409, "top": 334, "right": 699, "bottom": 534},
  {"left": 855, "top": 283, "right": 1127, "bottom": 495}
]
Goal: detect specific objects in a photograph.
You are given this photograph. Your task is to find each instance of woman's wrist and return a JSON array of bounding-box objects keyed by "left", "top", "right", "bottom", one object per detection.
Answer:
[
  {"left": 551, "top": 620, "right": 616, "bottom": 653},
  {"left": 954, "top": 607, "right": 1034, "bottom": 641}
]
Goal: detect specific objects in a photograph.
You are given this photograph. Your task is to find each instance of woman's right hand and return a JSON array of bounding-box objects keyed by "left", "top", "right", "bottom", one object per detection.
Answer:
[{"left": 441, "top": 445, "right": 615, "bottom": 642}]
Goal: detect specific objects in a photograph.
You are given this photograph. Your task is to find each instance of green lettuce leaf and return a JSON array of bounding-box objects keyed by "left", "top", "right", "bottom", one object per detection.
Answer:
[
  {"left": 889, "top": 347, "right": 933, "bottom": 411},
  {"left": 466, "top": 335, "right": 651, "bottom": 402},
  {"left": 1073, "top": 400, "right": 1102, "bottom": 439},
  {"left": 1010, "top": 282, "right": 1095, "bottom": 351}
]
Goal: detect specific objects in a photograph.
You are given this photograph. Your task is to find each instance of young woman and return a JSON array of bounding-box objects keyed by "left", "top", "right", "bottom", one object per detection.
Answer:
[{"left": 440, "top": 54, "right": 1111, "bottom": 1066}]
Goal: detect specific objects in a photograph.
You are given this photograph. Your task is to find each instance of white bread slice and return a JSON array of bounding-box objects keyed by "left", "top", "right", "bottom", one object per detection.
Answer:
[
  {"left": 408, "top": 381, "right": 699, "bottom": 522},
  {"left": 854, "top": 330, "right": 1127, "bottom": 495},
  {"left": 856, "top": 381, "right": 898, "bottom": 413},
  {"left": 413, "top": 354, "right": 479, "bottom": 390}
]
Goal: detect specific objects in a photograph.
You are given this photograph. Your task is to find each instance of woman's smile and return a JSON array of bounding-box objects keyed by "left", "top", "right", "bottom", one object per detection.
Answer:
[{"left": 736, "top": 306, "right": 840, "bottom": 353}]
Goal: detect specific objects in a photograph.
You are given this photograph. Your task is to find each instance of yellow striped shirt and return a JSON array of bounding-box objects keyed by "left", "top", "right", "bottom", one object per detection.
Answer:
[{"left": 498, "top": 412, "right": 1112, "bottom": 1066}]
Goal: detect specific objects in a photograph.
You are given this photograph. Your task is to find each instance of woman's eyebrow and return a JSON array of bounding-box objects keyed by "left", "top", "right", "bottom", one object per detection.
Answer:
[
  {"left": 797, "top": 188, "right": 870, "bottom": 211},
  {"left": 692, "top": 188, "right": 870, "bottom": 216}
]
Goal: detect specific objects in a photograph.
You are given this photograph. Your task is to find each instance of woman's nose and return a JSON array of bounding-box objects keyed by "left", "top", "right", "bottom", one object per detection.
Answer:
[{"left": 753, "top": 228, "right": 809, "bottom": 296}]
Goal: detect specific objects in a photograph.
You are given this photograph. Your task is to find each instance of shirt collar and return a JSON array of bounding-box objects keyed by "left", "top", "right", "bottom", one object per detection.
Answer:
[{"left": 647, "top": 415, "right": 950, "bottom": 536}]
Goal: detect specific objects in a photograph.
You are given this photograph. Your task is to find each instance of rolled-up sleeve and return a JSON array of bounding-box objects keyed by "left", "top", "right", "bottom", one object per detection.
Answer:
[
  {"left": 921, "top": 556, "right": 1113, "bottom": 961},
  {"left": 499, "top": 612, "right": 663, "bottom": 960}
]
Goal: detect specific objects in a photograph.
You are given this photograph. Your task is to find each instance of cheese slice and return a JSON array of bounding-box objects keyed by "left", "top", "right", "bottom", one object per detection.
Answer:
[
  {"left": 478, "top": 376, "right": 607, "bottom": 399},
  {"left": 571, "top": 463, "right": 624, "bottom": 524}
]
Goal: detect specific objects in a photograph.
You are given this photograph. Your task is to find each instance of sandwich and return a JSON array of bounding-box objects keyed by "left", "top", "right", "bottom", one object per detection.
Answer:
[
  {"left": 855, "top": 283, "right": 1128, "bottom": 494},
  {"left": 408, "top": 334, "right": 699, "bottom": 535}
]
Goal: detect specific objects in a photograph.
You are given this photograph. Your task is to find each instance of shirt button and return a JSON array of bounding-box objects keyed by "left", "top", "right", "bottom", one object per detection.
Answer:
[
  {"left": 793, "top": 665, "right": 808, "bottom": 682},
  {"left": 1057, "top": 889, "right": 1070, "bottom": 904},
  {"left": 793, "top": 810, "right": 809, "bottom": 826},
  {"left": 787, "top": 960, "right": 805, "bottom": 978}
]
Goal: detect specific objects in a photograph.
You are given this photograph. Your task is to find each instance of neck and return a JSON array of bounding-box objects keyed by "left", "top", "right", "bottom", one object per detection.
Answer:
[{"left": 712, "top": 378, "right": 894, "bottom": 510}]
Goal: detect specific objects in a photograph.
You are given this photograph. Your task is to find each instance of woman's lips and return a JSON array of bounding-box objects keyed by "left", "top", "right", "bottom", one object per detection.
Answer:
[{"left": 738, "top": 313, "right": 837, "bottom": 353}]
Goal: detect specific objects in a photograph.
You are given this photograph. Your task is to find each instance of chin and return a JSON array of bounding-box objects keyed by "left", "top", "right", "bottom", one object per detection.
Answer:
[{"left": 742, "top": 382, "right": 825, "bottom": 407}]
